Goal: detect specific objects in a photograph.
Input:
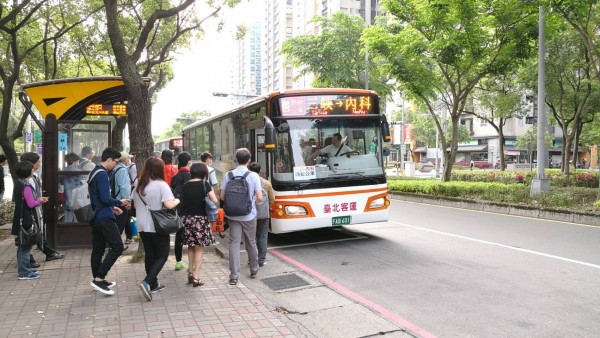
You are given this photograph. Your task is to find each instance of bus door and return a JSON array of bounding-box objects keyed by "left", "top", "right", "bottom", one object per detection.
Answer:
[
  {"left": 253, "top": 129, "right": 269, "bottom": 179},
  {"left": 55, "top": 120, "right": 112, "bottom": 248}
]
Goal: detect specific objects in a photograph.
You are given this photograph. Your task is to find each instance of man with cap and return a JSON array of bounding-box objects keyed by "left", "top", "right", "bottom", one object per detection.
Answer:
[{"left": 111, "top": 151, "right": 133, "bottom": 246}]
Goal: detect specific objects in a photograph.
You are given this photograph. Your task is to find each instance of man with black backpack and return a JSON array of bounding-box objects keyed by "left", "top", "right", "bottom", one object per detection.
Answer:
[
  {"left": 88, "top": 147, "right": 131, "bottom": 296},
  {"left": 220, "top": 148, "right": 263, "bottom": 286}
]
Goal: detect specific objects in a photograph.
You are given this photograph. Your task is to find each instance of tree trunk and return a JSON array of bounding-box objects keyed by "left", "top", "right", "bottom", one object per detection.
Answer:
[
  {"left": 0, "top": 85, "right": 26, "bottom": 184},
  {"left": 498, "top": 128, "right": 506, "bottom": 171},
  {"left": 442, "top": 118, "right": 459, "bottom": 182},
  {"left": 111, "top": 116, "right": 128, "bottom": 150}
]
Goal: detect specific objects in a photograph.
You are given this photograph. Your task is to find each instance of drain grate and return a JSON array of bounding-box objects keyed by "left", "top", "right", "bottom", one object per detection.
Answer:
[{"left": 262, "top": 274, "right": 310, "bottom": 291}]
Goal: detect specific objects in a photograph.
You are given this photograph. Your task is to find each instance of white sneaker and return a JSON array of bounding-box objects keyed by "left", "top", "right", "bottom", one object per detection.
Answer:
[{"left": 91, "top": 280, "right": 115, "bottom": 295}]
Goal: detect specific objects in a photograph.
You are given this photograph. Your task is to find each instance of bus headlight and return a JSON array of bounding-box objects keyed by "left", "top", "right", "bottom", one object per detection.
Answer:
[
  {"left": 285, "top": 205, "right": 308, "bottom": 216},
  {"left": 369, "top": 197, "right": 386, "bottom": 209}
]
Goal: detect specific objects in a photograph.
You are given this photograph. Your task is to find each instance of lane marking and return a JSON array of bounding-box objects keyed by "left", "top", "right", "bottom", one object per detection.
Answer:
[
  {"left": 270, "top": 249, "right": 438, "bottom": 338},
  {"left": 389, "top": 220, "right": 600, "bottom": 270},
  {"left": 390, "top": 199, "right": 600, "bottom": 229}
]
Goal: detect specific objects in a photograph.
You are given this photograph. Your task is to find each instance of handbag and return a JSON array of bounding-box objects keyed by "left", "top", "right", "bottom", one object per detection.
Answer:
[
  {"left": 18, "top": 192, "right": 41, "bottom": 247},
  {"left": 204, "top": 181, "right": 218, "bottom": 222},
  {"left": 137, "top": 191, "right": 183, "bottom": 235},
  {"left": 20, "top": 225, "right": 39, "bottom": 247}
]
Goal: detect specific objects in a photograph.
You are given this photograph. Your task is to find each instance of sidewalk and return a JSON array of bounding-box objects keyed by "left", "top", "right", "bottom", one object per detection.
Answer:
[{"left": 0, "top": 227, "right": 413, "bottom": 337}]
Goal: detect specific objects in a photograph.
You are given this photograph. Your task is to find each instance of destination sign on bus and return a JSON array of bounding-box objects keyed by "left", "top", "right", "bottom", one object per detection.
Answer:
[
  {"left": 86, "top": 104, "right": 127, "bottom": 115},
  {"left": 279, "top": 94, "right": 375, "bottom": 116}
]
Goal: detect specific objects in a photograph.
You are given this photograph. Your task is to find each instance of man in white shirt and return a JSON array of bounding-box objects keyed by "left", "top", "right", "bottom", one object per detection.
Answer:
[
  {"left": 201, "top": 151, "right": 218, "bottom": 194},
  {"left": 310, "top": 133, "right": 353, "bottom": 160},
  {"left": 79, "top": 146, "right": 96, "bottom": 171}
]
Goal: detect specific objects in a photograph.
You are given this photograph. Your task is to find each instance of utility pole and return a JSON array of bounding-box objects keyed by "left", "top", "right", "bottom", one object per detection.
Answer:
[
  {"left": 435, "top": 126, "right": 440, "bottom": 178},
  {"left": 399, "top": 93, "right": 405, "bottom": 174},
  {"left": 531, "top": 5, "right": 550, "bottom": 195},
  {"left": 364, "top": 0, "right": 370, "bottom": 89}
]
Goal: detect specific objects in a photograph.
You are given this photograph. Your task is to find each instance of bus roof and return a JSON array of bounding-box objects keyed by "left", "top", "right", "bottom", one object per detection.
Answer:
[{"left": 183, "top": 88, "right": 379, "bottom": 132}]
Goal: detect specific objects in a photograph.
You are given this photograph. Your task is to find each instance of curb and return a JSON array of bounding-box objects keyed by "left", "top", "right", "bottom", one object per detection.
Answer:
[{"left": 389, "top": 192, "right": 600, "bottom": 226}]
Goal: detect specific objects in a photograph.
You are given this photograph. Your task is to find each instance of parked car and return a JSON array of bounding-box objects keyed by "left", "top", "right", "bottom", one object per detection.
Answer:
[{"left": 417, "top": 161, "right": 434, "bottom": 172}]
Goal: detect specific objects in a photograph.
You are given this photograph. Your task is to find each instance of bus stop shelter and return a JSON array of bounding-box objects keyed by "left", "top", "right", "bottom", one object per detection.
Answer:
[{"left": 18, "top": 77, "right": 148, "bottom": 248}]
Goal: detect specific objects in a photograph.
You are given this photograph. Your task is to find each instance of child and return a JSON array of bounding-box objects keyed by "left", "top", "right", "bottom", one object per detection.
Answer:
[{"left": 11, "top": 161, "right": 48, "bottom": 280}]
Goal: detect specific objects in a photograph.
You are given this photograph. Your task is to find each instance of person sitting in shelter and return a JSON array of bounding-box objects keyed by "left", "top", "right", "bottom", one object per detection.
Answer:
[{"left": 310, "top": 133, "right": 352, "bottom": 160}]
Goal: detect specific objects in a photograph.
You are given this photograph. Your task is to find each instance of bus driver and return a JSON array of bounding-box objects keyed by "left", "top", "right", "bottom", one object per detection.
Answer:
[{"left": 310, "top": 133, "right": 353, "bottom": 160}]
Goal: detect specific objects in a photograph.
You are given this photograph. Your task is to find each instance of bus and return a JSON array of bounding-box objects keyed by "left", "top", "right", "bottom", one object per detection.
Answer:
[
  {"left": 183, "top": 88, "right": 391, "bottom": 234},
  {"left": 155, "top": 136, "right": 183, "bottom": 152}
]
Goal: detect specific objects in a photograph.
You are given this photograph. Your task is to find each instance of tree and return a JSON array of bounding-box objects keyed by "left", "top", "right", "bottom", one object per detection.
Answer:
[
  {"left": 0, "top": 1, "right": 101, "bottom": 180},
  {"left": 102, "top": 0, "right": 239, "bottom": 168},
  {"left": 157, "top": 110, "right": 211, "bottom": 140},
  {"left": 540, "top": 24, "right": 599, "bottom": 174},
  {"left": 470, "top": 75, "right": 527, "bottom": 171},
  {"left": 280, "top": 11, "right": 394, "bottom": 99},
  {"left": 516, "top": 125, "right": 553, "bottom": 167},
  {"left": 553, "top": 1, "right": 600, "bottom": 82},
  {"left": 363, "top": 0, "right": 538, "bottom": 181}
]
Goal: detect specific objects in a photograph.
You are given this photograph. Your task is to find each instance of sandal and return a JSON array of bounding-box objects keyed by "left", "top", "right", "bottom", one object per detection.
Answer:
[
  {"left": 192, "top": 278, "right": 205, "bottom": 287},
  {"left": 187, "top": 271, "right": 194, "bottom": 284}
]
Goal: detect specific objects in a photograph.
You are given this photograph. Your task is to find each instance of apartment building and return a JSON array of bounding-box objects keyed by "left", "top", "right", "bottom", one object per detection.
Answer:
[{"left": 231, "top": 21, "right": 263, "bottom": 106}]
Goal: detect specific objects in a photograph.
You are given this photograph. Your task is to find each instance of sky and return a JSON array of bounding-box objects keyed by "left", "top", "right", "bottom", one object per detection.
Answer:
[{"left": 151, "top": 1, "right": 262, "bottom": 135}]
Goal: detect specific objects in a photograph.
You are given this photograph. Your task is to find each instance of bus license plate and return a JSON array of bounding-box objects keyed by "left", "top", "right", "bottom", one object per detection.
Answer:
[{"left": 332, "top": 215, "right": 351, "bottom": 226}]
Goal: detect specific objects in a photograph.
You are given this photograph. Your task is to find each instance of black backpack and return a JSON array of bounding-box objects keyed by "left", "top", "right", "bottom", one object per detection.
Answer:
[
  {"left": 223, "top": 171, "right": 252, "bottom": 217},
  {"left": 109, "top": 166, "right": 125, "bottom": 198}
]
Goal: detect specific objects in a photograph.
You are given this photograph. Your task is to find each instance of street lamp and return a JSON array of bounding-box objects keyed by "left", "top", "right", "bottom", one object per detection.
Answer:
[{"left": 212, "top": 92, "right": 259, "bottom": 98}]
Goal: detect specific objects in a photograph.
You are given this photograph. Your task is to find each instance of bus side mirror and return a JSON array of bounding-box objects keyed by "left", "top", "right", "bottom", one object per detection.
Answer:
[
  {"left": 381, "top": 115, "right": 391, "bottom": 143},
  {"left": 264, "top": 116, "right": 276, "bottom": 153},
  {"left": 382, "top": 147, "right": 390, "bottom": 156}
]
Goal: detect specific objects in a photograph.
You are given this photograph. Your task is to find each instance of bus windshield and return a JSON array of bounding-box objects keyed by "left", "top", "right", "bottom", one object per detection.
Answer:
[{"left": 272, "top": 117, "right": 384, "bottom": 182}]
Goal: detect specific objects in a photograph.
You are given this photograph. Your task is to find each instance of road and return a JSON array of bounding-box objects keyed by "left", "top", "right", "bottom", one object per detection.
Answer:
[{"left": 269, "top": 200, "right": 600, "bottom": 337}]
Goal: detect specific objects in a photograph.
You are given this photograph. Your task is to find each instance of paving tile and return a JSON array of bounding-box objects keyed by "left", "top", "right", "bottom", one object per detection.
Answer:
[{"left": 0, "top": 239, "right": 300, "bottom": 337}]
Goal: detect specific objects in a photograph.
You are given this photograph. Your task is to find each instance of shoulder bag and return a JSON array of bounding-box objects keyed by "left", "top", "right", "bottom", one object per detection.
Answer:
[
  {"left": 19, "top": 187, "right": 41, "bottom": 247},
  {"left": 204, "top": 180, "right": 218, "bottom": 222},
  {"left": 136, "top": 190, "right": 182, "bottom": 235}
]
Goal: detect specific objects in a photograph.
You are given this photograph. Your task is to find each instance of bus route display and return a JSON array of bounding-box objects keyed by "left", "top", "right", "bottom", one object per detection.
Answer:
[
  {"left": 86, "top": 104, "right": 127, "bottom": 115},
  {"left": 279, "top": 94, "right": 375, "bottom": 116}
]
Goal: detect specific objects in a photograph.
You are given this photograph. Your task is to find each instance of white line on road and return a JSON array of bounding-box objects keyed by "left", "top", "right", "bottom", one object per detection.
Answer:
[{"left": 389, "top": 220, "right": 600, "bottom": 270}]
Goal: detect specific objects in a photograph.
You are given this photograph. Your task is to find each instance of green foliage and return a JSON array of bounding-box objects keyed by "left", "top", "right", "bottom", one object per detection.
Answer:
[
  {"left": 0, "top": 201, "right": 15, "bottom": 225},
  {"left": 388, "top": 178, "right": 599, "bottom": 210},
  {"left": 515, "top": 126, "right": 554, "bottom": 152},
  {"left": 365, "top": 0, "right": 538, "bottom": 180},
  {"left": 157, "top": 110, "right": 211, "bottom": 140},
  {"left": 449, "top": 168, "right": 599, "bottom": 188},
  {"left": 280, "top": 12, "right": 393, "bottom": 99}
]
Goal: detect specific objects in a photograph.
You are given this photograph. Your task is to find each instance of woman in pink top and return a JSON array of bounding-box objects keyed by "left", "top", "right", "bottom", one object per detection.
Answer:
[{"left": 11, "top": 161, "right": 48, "bottom": 280}]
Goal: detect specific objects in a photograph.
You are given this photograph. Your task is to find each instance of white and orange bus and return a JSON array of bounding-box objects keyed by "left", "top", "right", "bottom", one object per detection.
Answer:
[
  {"left": 183, "top": 88, "right": 391, "bottom": 233},
  {"left": 155, "top": 136, "right": 183, "bottom": 152}
]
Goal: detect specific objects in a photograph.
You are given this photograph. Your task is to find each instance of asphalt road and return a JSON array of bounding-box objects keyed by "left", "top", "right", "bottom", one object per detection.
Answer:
[{"left": 271, "top": 200, "right": 600, "bottom": 337}]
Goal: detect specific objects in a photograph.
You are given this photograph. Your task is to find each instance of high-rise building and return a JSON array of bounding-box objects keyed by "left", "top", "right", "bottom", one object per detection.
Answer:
[
  {"left": 262, "top": 0, "right": 295, "bottom": 93},
  {"left": 286, "top": 1, "right": 380, "bottom": 89},
  {"left": 231, "top": 21, "right": 263, "bottom": 105},
  {"left": 235, "top": 0, "right": 380, "bottom": 95}
]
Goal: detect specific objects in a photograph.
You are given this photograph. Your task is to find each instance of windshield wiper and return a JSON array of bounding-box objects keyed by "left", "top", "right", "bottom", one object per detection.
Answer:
[
  {"left": 339, "top": 172, "right": 378, "bottom": 184},
  {"left": 295, "top": 178, "right": 328, "bottom": 190}
]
